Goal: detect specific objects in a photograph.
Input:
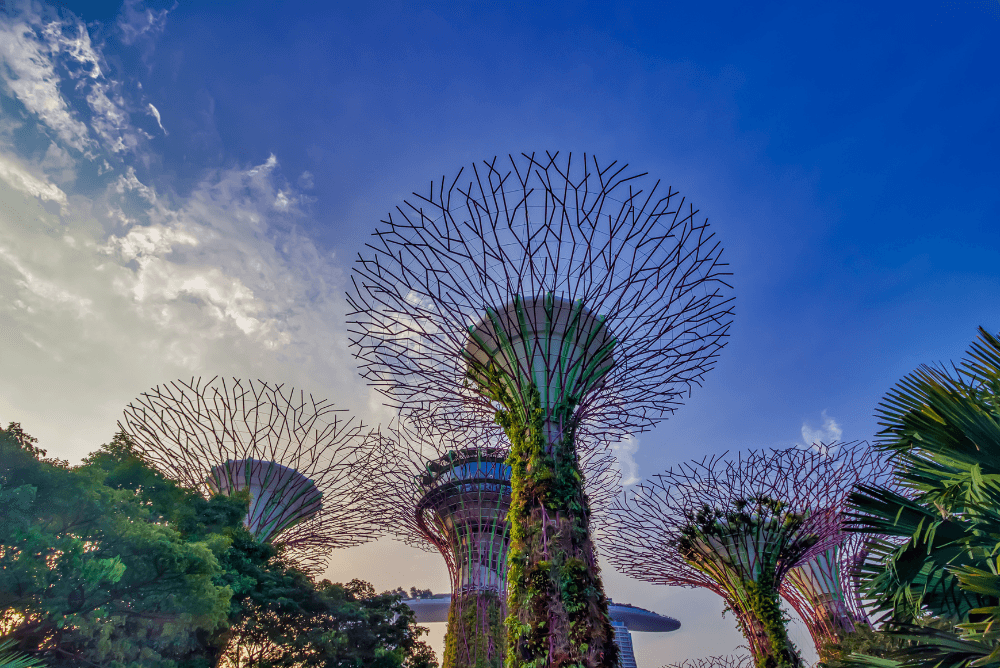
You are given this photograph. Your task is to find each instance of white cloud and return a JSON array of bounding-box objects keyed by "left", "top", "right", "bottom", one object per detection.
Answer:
[
  {"left": 117, "top": 0, "right": 171, "bottom": 46},
  {"left": 0, "top": 6, "right": 139, "bottom": 159},
  {"left": 610, "top": 434, "right": 640, "bottom": 486},
  {"left": 0, "top": 154, "right": 68, "bottom": 211},
  {"left": 801, "top": 409, "right": 843, "bottom": 447},
  {"left": 0, "top": 17, "right": 94, "bottom": 153},
  {"left": 0, "top": 149, "right": 367, "bottom": 458},
  {"left": 148, "top": 103, "right": 167, "bottom": 135},
  {"left": 0, "top": 244, "right": 93, "bottom": 319},
  {"left": 39, "top": 142, "right": 76, "bottom": 184},
  {"left": 274, "top": 189, "right": 292, "bottom": 210}
]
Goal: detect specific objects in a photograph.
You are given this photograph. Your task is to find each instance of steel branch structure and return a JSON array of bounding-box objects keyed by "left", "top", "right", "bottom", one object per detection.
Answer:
[
  {"left": 348, "top": 151, "right": 732, "bottom": 668},
  {"left": 777, "top": 443, "right": 895, "bottom": 653},
  {"left": 120, "top": 377, "right": 381, "bottom": 575},
  {"left": 662, "top": 656, "right": 753, "bottom": 668},
  {"left": 606, "top": 446, "right": 865, "bottom": 666},
  {"left": 347, "top": 151, "right": 732, "bottom": 439},
  {"left": 373, "top": 420, "right": 622, "bottom": 668}
]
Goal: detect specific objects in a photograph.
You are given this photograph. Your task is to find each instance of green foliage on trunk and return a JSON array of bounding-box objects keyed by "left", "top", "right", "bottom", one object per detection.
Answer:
[
  {"left": 475, "top": 364, "right": 616, "bottom": 668},
  {"left": 442, "top": 591, "right": 504, "bottom": 668},
  {"left": 742, "top": 581, "right": 799, "bottom": 668}
]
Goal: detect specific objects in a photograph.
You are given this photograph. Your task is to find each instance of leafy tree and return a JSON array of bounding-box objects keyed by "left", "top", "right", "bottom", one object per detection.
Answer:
[
  {"left": 218, "top": 532, "right": 438, "bottom": 668},
  {"left": 843, "top": 328, "right": 1000, "bottom": 667},
  {"left": 1, "top": 424, "right": 238, "bottom": 667},
  {"left": 1, "top": 425, "right": 437, "bottom": 668}
]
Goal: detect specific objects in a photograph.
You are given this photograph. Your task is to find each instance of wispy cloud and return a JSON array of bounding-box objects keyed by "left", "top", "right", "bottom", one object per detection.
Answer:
[
  {"left": 801, "top": 409, "right": 843, "bottom": 446},
  {"left": 147, "top": 103, "right": 167, "bottom": 135},
  {"left": 117, "top": 0, "right": 171, "bottom": 46},
  {"left": 0, "top": 6, "right": 373, "bottom": 458},
  {"left": 0, "top": 154, "right": 68, "bottom": 210},
  {"left": 0, "top": 4, "right": 144, "bottom": 159}
]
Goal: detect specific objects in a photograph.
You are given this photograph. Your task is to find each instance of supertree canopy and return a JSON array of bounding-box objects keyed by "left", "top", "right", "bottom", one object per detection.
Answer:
[
  {"left": 373, "top": 420, "right": 623, "bottom": 668},
  {"left": 120, "top": 377, "right": 381, "bottom": 574},
  {"left": 348, "top": 151, "right": 733, "bottom": 668},
  {"left": 777, "top": 443, "right": 894, "bottom": 655},
  {"left": 605, "top": 447, "right": 863, "bottom": 668}
]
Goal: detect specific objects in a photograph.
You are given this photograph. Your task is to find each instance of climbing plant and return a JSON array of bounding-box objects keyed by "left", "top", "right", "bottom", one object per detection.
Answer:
[
  {"left": 479, "top": 364, "right": 617, "bottom": 668},
  {"left": 442, "top": 591, "right": 505, "bottom": 668},
  {"left": 678, "top": 497, "right": 813, "bottom": 668}
]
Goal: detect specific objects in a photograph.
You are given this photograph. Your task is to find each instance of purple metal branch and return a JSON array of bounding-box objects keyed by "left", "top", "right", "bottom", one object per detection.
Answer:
[
  {"left": 119, "top": 376, "right": 382, "bottom": 574},
  {"left": 347, "top": 151, "right": 733, "bottom": 441}
]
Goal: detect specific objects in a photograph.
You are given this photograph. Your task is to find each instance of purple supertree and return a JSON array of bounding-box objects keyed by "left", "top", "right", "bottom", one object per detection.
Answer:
[
  {"left": 372, "top": 419, "right": 622, "bottom": 668},
  {"left": 605, "top": 447, "right": 862, "bottom": 667},
  {"left": 119, "top": 377, "right": 381, "bottom": 575},
  {"left": 347, "top": 151, "right": 732, "bottom": 667},
  {"left": 777, "top": 443, "right": 895, "bottom": 655}
]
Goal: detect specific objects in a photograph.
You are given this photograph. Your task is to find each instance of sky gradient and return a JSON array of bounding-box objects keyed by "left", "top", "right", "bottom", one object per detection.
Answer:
[{"left": 1, "top": 1, "right": 998, "bottom": 664}]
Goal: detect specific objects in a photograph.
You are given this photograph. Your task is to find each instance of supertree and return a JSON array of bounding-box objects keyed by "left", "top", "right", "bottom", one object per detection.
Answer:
[
  {"left": 347, "top": 151, "right": 733, "bottom": 667},
  {"left": 777, "top": 443, "right": 895, "bottom": 656},
  {"left": 119, "top": 377, "right": 381, "bottom": 575},
  {"left": 605, "top": 447, "right": 857, "bottom": 667},
  {"left": 374, "top": 419, "right": 623, "bottom": 668},
  {"left": 663, "top": 656, "right": 753, "bottom": 668}
]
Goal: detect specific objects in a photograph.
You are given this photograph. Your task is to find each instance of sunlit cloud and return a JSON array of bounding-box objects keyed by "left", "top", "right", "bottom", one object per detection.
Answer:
[
  {"left": 0, "top": 154, "right": 68, "bottom": 210},
  {"left": 0, "top": 6, "right": 139, "bottom": 158},
  {"left": 0, "top": 4, "right": 370, "bottom": 459}
]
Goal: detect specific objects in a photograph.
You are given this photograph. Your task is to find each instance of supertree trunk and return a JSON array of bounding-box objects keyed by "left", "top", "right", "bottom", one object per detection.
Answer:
[
  {"left": 497, "top": 385, "right": 617, "bottom": 668},
  {"left": 370, "top": 419, "right": 624, "bottom": 668},
  {"left": 443, "top": 590, "right": 506, "bottom": 668},
  {"left": 729, "top": 580, "right": 801, "bottom": 667}
]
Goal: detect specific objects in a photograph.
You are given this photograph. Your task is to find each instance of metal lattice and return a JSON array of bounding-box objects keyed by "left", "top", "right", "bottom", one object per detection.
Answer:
[
  {"left": 662, "top": 656, "right": 753, "bottom": 668},
  {"left": 348, "top": 152, "right": 731, "bottom": 666},
  {"left": 605, "top": 446, "right": 864, "bottom": 660},
  {"left": 347, "top": 150, "right": 733, "bottom": 440},
  {"left": 777, "top": 443, "right": 895, "bottom": 651},
  {"left": 119, "top": 377, "right": 381, "bottom": 574}
]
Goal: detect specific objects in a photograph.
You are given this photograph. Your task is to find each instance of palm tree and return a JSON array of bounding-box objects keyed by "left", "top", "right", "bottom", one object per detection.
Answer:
[
  {"left": 0, "top": 639, "right": 44, "bottom": 668},
  {"left": 843, "top": 327, "right": 1000, "bottom": 667}
]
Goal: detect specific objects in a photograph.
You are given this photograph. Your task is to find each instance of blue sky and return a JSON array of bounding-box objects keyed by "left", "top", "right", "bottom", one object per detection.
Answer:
[{"left": 1, "top": 0, "right": 998, "bottom": 663}]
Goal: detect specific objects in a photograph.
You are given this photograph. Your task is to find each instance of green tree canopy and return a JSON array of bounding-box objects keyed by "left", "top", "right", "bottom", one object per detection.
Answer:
[{"left": 0, "top": 425, "right": 436, "bottom": 668}]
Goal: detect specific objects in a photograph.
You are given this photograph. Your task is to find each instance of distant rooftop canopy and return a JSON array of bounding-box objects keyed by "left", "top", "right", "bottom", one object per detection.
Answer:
[
  {"left": 403, "top": 596, "right": 680, "bottom": 632},
  {"left": 419, "top": 447, "right": 511, "bottom": 489}
]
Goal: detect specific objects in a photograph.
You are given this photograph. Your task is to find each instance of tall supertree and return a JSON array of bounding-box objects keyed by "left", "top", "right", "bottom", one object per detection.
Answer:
[
  {"left": 777, "top": 443, "right": 895, "bottom": 656},
  {"left": 119, "top": 377, "right": 381, "bottom": 575},
  {"left": 605, "top": 447, "right": 854, "bottom": 667},
  {"left": 348, "top": 151, "right": 733, "bottom": 667},
  {"left": 374, "top": 419, "right": 623, "bottom": 668}
]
